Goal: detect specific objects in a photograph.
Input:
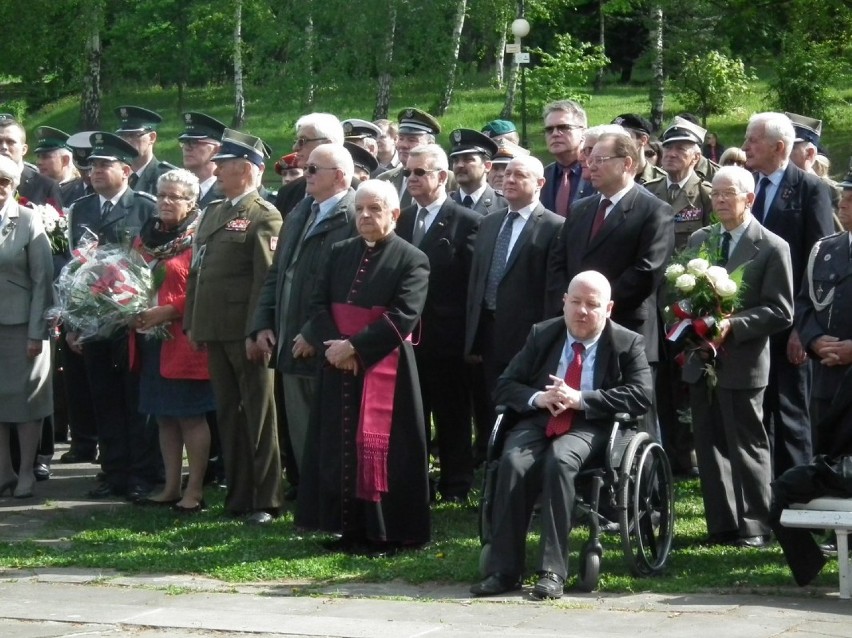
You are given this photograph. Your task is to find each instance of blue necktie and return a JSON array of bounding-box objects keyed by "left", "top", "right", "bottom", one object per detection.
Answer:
[
  {"left": 752, "top": 176, "right": 771, "bottom": 224},
  {"left": 484, "top": 211, "right": 520, "bottom": 309},
  {"left": 462, "top": 195, "right": 474, "bottom": 209}
]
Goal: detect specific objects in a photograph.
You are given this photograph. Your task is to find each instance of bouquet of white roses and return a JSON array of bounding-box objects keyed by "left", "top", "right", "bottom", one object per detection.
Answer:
[
  {"left": 39, "top": 203, "right": 69, "bottom": 255},
  {"left": 663, "top": 233, "right": 745, "bottom": 381}
]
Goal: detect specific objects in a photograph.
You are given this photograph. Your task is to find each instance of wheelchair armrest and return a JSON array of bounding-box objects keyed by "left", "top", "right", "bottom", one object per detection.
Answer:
[{"left": 486, "top": 405, "right": 513, "bottom": 463}]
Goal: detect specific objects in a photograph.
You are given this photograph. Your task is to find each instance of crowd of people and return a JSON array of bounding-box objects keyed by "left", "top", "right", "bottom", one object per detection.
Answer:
[{"left": 0, "top": 99, "right": 850, "bottom": 596}]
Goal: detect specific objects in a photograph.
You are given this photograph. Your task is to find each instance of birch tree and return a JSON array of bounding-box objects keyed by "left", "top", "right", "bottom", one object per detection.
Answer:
[
  {"left": 232, "top": 0, "right": 246, "bottom": 128},
  {"left": 437, "top": 0, "right": 468, "bottom": 115}
]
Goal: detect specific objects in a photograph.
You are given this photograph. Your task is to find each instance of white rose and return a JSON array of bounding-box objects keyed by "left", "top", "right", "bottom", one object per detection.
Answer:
[
  {"left": 714, "top": 277, "right": 738, "bottom": 298},
  {"left": 665, "top": 263, "right": 685, "bottom": 281},
  {"left": 687, "top": 258, "right": 710, "bottom": 275},
  {"left": 704, "top": 266, "right": 728, "bottom": 283},
  {"left": 675, "top": 273, "right": 696, "bottom": 292}
]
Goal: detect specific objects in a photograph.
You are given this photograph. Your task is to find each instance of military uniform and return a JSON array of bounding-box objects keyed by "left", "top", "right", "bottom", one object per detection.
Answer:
[
  {"left": 18, "top": 163, "right": 62, "bottom": 207},
  {"left": 636, "top": 160, "right": 666, "bottom": 185},
  {"left": 130, "top": 155, "right": 176, "bottom": 196},
  {"left": 184, "top": 190, "right": 284, "bottom": 516},
  {"left": 645, "top": 173, "right": 713, "bottom": 250}
]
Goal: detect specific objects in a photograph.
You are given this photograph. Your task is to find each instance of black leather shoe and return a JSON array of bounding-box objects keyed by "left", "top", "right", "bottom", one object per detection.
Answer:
[
  {"left": 135, "top": 497, "right": 180, "bottom": 508},
  {"left": 33, "top": 464, "right": 51, "bottom": 482},
  {"left": 734, "top": 534, "right": 770, "bottom": 549},
  {"left": 86, "top": 482, "right": 124, "bottom": 499},
  {"left": 697, "top": 530, "right": 739, "bottom": 547},
  {"left": 532, "top": 572, "right": 565, "bottom": 599},
  {"left": 59, "top": 449, "right": 97, "bottom": 464},
  {"left": 126, "top": 484, "right": 153, "bottom": 502},
  {"left": 819, "top": 541, "right": 838, "bottom": 556},
  {"left": 470, "top": 573, "right": 521, "bottom": 597},
  {"left": 172, "top": 500, "right": 207, "bottom": 514}
]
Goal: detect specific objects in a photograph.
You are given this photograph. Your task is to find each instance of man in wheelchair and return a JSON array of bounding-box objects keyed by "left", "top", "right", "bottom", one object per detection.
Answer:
[{"left": 470, "top": 270, "right": 653, "bottom": 598}]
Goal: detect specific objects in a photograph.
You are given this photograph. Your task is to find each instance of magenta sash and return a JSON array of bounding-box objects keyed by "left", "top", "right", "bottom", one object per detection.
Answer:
[{"left": 331, "top": 302, "right": 408, "bottom": 502}]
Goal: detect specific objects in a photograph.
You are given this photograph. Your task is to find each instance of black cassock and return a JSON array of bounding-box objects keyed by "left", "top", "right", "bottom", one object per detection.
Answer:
[{"left": 297, "top": 232, "right": 432, "bottom": 545}]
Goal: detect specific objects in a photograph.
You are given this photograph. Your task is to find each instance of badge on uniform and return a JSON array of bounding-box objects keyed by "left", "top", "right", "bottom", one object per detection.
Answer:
[
  {"left": 269, "top": 236, "right": 278, "bottom": 251},
  {"left": 674, "top": 207, "right": 702, "bottom": 222},
  {"left": 225, "top": 218, "right": 251, "bottom": 232}
]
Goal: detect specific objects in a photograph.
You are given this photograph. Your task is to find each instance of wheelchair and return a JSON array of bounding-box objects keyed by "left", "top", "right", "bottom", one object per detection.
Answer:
[{"left": 478, "top": 409, "right": 675, "bottom": 592}]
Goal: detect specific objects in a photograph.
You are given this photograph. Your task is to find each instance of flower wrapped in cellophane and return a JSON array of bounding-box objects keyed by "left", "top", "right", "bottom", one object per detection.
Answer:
[
  {"left": 47, "top": 236, "right": 169, "bottom": 342},
  {"left": 663, "top": 230, "right": 745, "bottom": 387}
]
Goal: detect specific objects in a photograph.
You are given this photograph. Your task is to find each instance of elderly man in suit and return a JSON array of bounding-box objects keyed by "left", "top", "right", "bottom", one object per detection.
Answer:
[
  {"left": 185, "top": 129, "right": 284, "bottom": 525},
  {"left": 396, "top": 143, "right": 479, "bottom": 501},
  {"left": 549, "top": 131, "right": 674, "bottom": 439},
  {"left": 684, "top": 166, "right": 794, "bottom": 548},
  {"left": 744, "top": 112, "right": 835, "bottom": 477},
  {"left": 470, "top": 270, "right": 653, "bottom": 598},
  {"left": 540, "top": 100, "right": 587, "bottom": 217},
  {"left": 251, "top": 144, "right": 358, "bottom": 493},
  {"left": 448, "top": 129, "right": 505, "bottom": 216},
  {"left": 466, "top": 155, "right": 563, "bottom": 453},
  {"left": 67, "top": 132, "right": 159, "bottom": 500}
]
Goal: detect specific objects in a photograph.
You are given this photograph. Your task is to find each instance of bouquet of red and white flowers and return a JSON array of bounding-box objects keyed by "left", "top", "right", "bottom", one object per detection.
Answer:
[
  {"left": 39, "top": 203, "right": 69, "bottom": 255},
  {"left": 47, "top": 237, "right": 168, "bottom": 342},
  {"left": 663, "top": 233, "right": 745, "bottom": 386}
]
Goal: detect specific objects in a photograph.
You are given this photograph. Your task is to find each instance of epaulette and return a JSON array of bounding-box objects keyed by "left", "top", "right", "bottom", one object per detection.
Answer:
[
  {"left": 254, "top": 195, "right": 279, "bottom": 213},
  {"left": 645, "top": 176, "right": 666, "bottom": 185},
  {"left": 133, "top": 190, "right": 156, "bottom": 202},
  {"left": 23, "top": 160, "right": 38, "bottom": 171}
]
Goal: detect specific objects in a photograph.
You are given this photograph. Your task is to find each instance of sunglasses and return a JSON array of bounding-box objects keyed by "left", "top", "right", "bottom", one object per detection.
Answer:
[
  {"left": 544, "top": 123, "right": 584, "bottom": 135},
  {"left": 402, "top": 167, "right": 440, "bottom": 178},
  {"left": 295, "top": 136, "right": 328, "bottom": 149},
  {"left": 305, "top": 164, "right": 339, "bottom": 175}
]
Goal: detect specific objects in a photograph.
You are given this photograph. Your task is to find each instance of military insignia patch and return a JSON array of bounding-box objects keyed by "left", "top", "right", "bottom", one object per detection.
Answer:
[
  {"left": 452, "top": 130, "right": 461, "bottom": 143},
  {"left": 94, "top": 133, "right": 104, "bottom": 144},
  {"left": 343, "top": 122, "right": 353, "bottom": 134},
  {"left": 225, "top": 219, "right": 251, "bottom": 232},
  {"left": 674, "top": 208, "right": 702, "bottom": 222},
  {"left": 185, "top": 113, "right": 192, "bottom": 124},
  {"left": 405, "top": 109, "right": 414, "bottom": 119},
  {"left": 120, "top": 107, "right": 128, "bottom": 119}
]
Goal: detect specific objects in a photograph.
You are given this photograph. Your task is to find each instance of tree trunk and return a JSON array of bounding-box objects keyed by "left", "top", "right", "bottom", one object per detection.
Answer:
[
  {"left": 500, "top": 61, "right": 518, "bottom": 120},
  {"left": 373, "top": 0, "right": 397, "bottom": 120},
  {"left": 78, "top": 1, "right": 102, "bottom": 130},
  {"left": 305, "top": 11, "right": 315, "bottom": 108},
  {"left": 437, "top": 0, "right": 467, "bottom": 116},
  {"left": 232, "top": 0, "right": 246, "bottom": 128},
  {"left": 648, "top": 4, "right": 665, "bottom": 132},
  {"left": 593, "top": 0, "right": 605, "bottom": 92},
  {"left": 492, "top": 27, "right": 507, "bottom": 89}
]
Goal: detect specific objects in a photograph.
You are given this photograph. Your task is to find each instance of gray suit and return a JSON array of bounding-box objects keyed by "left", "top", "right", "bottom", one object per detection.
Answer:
[
  {"left": 684, "top": 220, "right": 794, "bottom": 538},
  {"left": 450, "top": 185, "right": 505, "bottom": 216}
]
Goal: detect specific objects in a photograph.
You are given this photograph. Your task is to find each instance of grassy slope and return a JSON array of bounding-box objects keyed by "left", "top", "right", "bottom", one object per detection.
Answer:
[{"left": 24, "top": 75, "right": 852, "bottom": 187}]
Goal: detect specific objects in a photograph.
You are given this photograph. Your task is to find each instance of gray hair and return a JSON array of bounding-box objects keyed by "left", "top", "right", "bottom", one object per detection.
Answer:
[
  {"left": 157, "top": 168, "right": 200, "bottom": 202},
  {"left": 748, "top": 112, "right": 795, "bottom": 160},
  {"left": 313, "top": 143, "right": 355, "bottom": 184},
  {"left": 408, "top": 143, "right": 449, "bottom": 171},
  {"left": 355, "top": 178, "right": 400, "bottom": 211},
  {"left": 583, "top": 124, "right": 626, "bottom": 146},
  {"left": 713, "top": 165, "right": 755, "bottom": 194},
  {"left": 0, "top": 154, "right": 23, "bottom": 185},
  {"left": 295, "top": 113, "right": 344, "bottom": 146},
  {"left": 542, "top": 100, "right": 588, "bottom": 127}
]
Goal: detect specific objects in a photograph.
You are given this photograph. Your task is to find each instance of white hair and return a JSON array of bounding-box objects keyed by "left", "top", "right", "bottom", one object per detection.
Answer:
[
  {"left": 355, "top": 179, "right": 400, "bottom": 211},
  {"left": 748, "top": 112, "right": 795, "bottom": 160},
  {"left": 713, "top": 165, "right": 756, "bottom": 194},
  {"left": 157, "top": 168, "right": 200, "bottom": 201},
  {"left": 312, "top": 143, "right": 355, "bottom": 184},
  {"left": 583, "top": 124, "right": 625, "bottom": 144},
  {"left": 295, "top": 113, "right": 344, "bottom": 145},
  {"left": 408, "top": 143, "right": 449, "bottom": 171},
  {"left": 0, "top": 154, "right": 22, "bottom": 185},
  {"left": 507, "top": 154, "right": 545, "bottom": 180}
]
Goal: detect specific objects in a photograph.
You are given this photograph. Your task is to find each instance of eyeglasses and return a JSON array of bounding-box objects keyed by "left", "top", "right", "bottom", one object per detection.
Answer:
[
  {"left": 118, "top": 132, "right": 150, "bottom": 140},
  {"left": 179, "top": 139, "right": 216, "bottom": 148},
  {"left": 156, "top": 193, "right": 193, "bottom": 203},
  {"left": 544, "top": 124, "right": 584, "bottom": 135},
  {"left": 709, "top": 189, "right": 746, "bottom": 201},
  {"left": 295, "top": 136, "right": 329, "bottom": 149},
  {"left": 402, "top": 167, "right": 439, "bottom": 178},
  {"left": 305, "top": 164, "right": 339, "bottom": 175},
  {"left": 586, "top": 155, "right": 625, "bottom": 167}
]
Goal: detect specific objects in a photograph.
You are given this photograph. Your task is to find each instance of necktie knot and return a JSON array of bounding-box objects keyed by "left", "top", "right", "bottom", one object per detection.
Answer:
[
  {"left": 572, "top": 341, "right": 585, "bottom": 357},
  {"left": 462, "top": 195, "right": 474, "bottom": 209},
  {"left": 667, "top": 183, "right": 680, "bottom": 204}
]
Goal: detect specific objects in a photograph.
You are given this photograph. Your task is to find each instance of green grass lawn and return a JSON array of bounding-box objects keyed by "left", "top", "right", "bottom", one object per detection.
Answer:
[
  {"left": 22, "top": 73, "right": 852, "bottom": 188},
  {"left": 0, "top": 475, "right": 837, "bottom": 595}
]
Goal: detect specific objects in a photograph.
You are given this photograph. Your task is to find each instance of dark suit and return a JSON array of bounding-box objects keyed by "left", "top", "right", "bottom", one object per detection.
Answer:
[
  {"left": 466, "top": 203, "right": 563, "bottom": 453},
  {"left": 759, "top": 162, "right": 836, "bottom": 476},
  {"left": 796, "top": 231, "right": 852, "bottom": 454},
  {"left": 377, "top": 165, "right": 458, "bottom": 211},
  {"left": 18, "top": 164, "right": 61, "bottom": 207},
  {"left": 540, "top": 161, "right": 583, "bottom": 216},
  {"left": 68, "top": 188, "right": 159, "bottom": 493},
  {"left": 684, "top": 221, "right": 794, "bottom": 539},
  {"left": 198, "top": 182, "right": 223, "bottom": 209},
  {"left": 251, "top": 189, "right": 358, "bottom": 473},
  {"left": 550, "top": 184, "right": 675, "bottom": 364},
  {"left": 59, "top": 178, "right": 89, "bottom": 208},
  {"left": 485, "top": 317, "right": 652, "bottom": 580},
  {"left": 397, "top": 198, "right": 479, "bottom": 498},
  {"left": 450, "top": 185, "right": 505, "bottom": 216}
]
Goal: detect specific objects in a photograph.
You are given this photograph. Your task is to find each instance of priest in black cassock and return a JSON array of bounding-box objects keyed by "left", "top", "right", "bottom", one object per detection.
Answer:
[{"left": 296, "top": 179, "right": 431, "bottom": 556}]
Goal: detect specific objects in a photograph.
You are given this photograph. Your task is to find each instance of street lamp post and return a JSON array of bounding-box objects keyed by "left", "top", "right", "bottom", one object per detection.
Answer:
[{"left": 510, "top": 17, "right": 530, "bottom": 148}]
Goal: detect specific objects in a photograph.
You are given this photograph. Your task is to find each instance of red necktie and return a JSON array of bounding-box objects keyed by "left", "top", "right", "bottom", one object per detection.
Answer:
[
  {"left": 590, "top": 198, "right": 611, "bottom": 239},
  {"left": 555, "top": 166, "right": 571, "bottom": 217},
  {"left": 546, "top": 341, "right": 585, "bottom": 438}
]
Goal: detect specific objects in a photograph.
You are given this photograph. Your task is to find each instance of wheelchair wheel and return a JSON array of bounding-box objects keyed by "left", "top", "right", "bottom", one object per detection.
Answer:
[
  {"left": 617, "top": 434, "right": 674, "bottom": 577},
  {"left": 576, "top": 546, "right": 601, "bottom": 592}
]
